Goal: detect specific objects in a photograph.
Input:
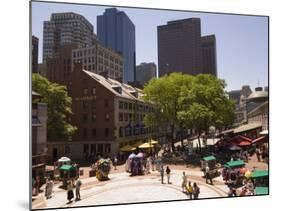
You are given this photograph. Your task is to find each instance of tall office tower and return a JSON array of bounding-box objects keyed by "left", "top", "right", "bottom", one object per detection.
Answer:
[
  {"left": 158, "top": 18, "right": 217, "bottom": 77},
  {"left": 43, "top": 12, "right": 95, "bottom": 63},
  {"left": 32, "top": 36, "right": 39, "bottom": 73},
  {"left": 158, "top": 18, "right": 203, "bottom": 77},
  {"left": 136, "top": 62, "right": 157, "bottom": 86},
  {"left": 201, "top": 35, "right": 217, "bottom": 76},
  {"left": 97, "top": 8, "right": 136, "bottom": 83}
]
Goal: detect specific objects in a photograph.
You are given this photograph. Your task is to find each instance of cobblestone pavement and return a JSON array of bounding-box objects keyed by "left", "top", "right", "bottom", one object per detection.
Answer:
[{"left": 32, "top": 168, "right": 228, "bottom": 209}]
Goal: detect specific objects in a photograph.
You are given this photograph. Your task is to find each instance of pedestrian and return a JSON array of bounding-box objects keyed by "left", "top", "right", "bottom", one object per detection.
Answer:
[
  {"left": 205, "top": 164, "right": 213, "bottom": 185},
  {"left": 186, "top": 181, "right": 193, "bottom": 199},
  {"left": 160, "top": 165, "right": 164, "bottom": 184},
  {"left": 192, "top": 182, "right": 200, "bottom": 199},
  {"left": 75, "top": 179, "right": 82, "bottom": 201},
  {"left": 166, "top": 166, "right": 171, "bottom": 184},
  {"left": 45, "top": 178, "right": 54, "bottom": 199},
  {"left": 256, "top": 147, "right": 261, "bottom": 162},
  {"left": 181, "top": 172, "right": 187, "bottom": 192},
  {"left": 151, "top": 157, "right": 155, "bottom": 171},
  {"left": 114, "top": 156, "right": 118, "bottom": 170},
  {"left": 67, "top": 180, "right": 74, "bottom": 203}
]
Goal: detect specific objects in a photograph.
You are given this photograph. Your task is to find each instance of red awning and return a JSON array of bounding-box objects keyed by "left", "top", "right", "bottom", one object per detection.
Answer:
[
  {"left": 238, "top": 135, "right": 252, "bottom": 142},
  {"left": 252, "top": 136, "right": 267, "bottom": 144},
  {"left": 238, "top": 140, "right": 251, "bottom": 146}
]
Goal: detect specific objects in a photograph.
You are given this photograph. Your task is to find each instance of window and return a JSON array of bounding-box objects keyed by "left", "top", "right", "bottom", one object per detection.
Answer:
[
  {"left": 105, "top": 144, "right": 111, "bottom": 153},
  {"left": 82, "top": 114, "right": 87, "bottom": 122},
  {"left": 105, "top": 113, "right": 110, "bottom": 121},
  {"left": 83, "top": 128, "right": 87, "bottom": 138},
  {"left": 119, "top": 127, "right": 123, "bottom": 137},
  {"left": 119, "top": 113, "right": 123, "bottom": 121},
  {"left": 92, "top": 87, "right": 96, "bottom": 95},
  {"left": 83, "top": 88, "right": 88, "bottom": 95},
  {"left": 124, "top": 113, "right": 128, "bottom": 121},
  {"left": 92, "top": 113, "right": 96, "bottom": 122},
  {"left": 105, "top": 128, "right": 109, "bottom": 137},
  {"left": 124, "top": 102, "right": 128, "bottom": 109},
  {"left": 83, "top": 144, "right": 89, "bottom": 153},
  {"left": 129, "top": 103, "right": 132, "bottom": 110},
  {"left": 119, "top": 101, "right": 123, "bottom": 109},
  {"left": 92, "top": 100, "right": 96, "bottom": 109},
  {"left": 92, "top": 128, "right": 96, "bottom": 137},
  {"left": 90, "top": 144, "right": 96, "bottom": 153},
  {"left": 97, "top": 144, "right": 103, "bottom": 153},
  {"left": 82, "top": 101, "right": 88, "bottom": 110}
]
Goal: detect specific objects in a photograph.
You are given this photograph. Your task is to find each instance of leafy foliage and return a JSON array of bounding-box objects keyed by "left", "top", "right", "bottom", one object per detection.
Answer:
[
  {"left": 32, "top": 73, "right": 77, "bottom": 141},
  {"left": 143, "top": 73, "right": 235, "bottom": 143}
]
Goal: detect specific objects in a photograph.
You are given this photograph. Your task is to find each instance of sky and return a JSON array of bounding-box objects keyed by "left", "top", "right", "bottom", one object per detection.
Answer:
[{"left": 31, "top": 1, "right": 268, "bottom": 91}]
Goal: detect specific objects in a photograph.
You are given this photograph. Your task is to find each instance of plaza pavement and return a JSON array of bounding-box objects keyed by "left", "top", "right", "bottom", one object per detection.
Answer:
[{"left": 32, "top": 167, "right": 229, "bottom": 209}]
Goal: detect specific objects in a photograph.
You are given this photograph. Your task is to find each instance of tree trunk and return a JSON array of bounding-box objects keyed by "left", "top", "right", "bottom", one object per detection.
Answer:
[{"left": 197, "top": 132, "right": 202, "bottom": 152}]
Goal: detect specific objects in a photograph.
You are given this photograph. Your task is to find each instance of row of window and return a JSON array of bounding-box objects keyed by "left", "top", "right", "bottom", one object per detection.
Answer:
[
  {"left": 81, "top": 99, "right": 109, "bottom": 110},
  {"left": 119, "top": 126, "right": 155, "bottom": 137},
  {"left": 83, "top": 143, "right": 111, "bottom": 154},
  {"left": 82, "top": 113, "right": 109, "bottom": 122},
  {"left": 119, "top": 101, "right": 153, "bottom": 112},
  {"left": 82, "top": 127, "right": 110, "bottom": 138},
  {"left": 119, "top": 112, "right": 145, "bottom": 122}
]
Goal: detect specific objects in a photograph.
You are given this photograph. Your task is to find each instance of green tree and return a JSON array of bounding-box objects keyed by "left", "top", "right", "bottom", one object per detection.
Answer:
[
  {"left": 32, "top": 73, "right": 77, "bottom": 141},
  {"left": 143, "top": 73, "right": 193, "bottom": 143},
  {"left": 178, "top": 74, "right": 235, "bottom": 149}
]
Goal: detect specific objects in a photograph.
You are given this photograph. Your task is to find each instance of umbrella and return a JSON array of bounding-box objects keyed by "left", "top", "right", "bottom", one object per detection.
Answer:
[
  {"left": 245, "top": 170, "right": 252, "bottom": 178},
  {"left": 260, "top": 130, "right": 268, "bottom": 135},
  {"left": 238, "top": 141, "right": 251, "bottom": 146},
  {"left": 139, "top": 142, "right": 153, "bottom": 149},
  {"left": 229, "top": 145, "right": 242, "bottom": 151},
  {"left": 239, "top": 167, "right": 247, "bottom": 174},
  {"left": 120, "top": 145, "right": 136, "bottom": 152},
  {"left": 58, "top": 157, "right": 71, "bottom": 162},
  {"left": 128, "top": 153, "right": 136, "bottom": 159},
  {"left": 132, "top": 141, "right": 144, "bottom": 148},
  {"left": 136, "top": 152, "right": 144, "bottom": 158},
  {"left": 150, "top": 139, "right": 158, "bottom": 145}
]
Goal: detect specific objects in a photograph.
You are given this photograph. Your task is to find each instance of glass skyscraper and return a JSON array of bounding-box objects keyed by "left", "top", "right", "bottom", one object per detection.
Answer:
[{"left": 97, "top": 8, "right": 136, "bottom": 82}]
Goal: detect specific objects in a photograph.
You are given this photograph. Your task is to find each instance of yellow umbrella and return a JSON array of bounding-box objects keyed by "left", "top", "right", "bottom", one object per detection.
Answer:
[
  {"left": 138, "top": 142, "right": 154, "bottom": 149},
  {"left": 150, "top": 139, "right": 158, "bottom": 145},
  {"left": 120, "top": 145, "right": 136, "bottom": 152}
]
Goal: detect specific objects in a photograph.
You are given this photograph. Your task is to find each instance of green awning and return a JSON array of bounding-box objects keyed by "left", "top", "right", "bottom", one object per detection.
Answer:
[
  {"left": 251, "top": 170, "right": 269, "bottom": 178},
  {"left": 202, "top": 156, "right": 216, "bottom": 161},
  {"left": 59, "top": 165, "right": 75, "bottom": 171},
  {"left": 224, "top": 160, "right": 245, "bottom": 168},
  {"left": 255, "top": 187, "right": 269, "bottom": 195}
]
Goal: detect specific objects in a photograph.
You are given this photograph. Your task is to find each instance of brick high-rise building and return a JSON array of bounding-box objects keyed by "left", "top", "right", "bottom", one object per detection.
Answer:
[
  {"left": 97, "top": 8, "right": 136, "bottom": 83},
  {"left": 158, "top": 18, "right": 217, "bottom": 77},
  {"left": 43, "top": 12, "right": 95, "bottom": 63},
  {"left": 201, "top": 35, "right": 217, "bottom": 76},
  {"left": 32, "top": 36, "right": 39, "bottom": 73}
]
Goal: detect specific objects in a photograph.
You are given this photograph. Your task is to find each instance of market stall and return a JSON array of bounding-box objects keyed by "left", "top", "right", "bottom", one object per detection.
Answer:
[
  {"left": 201, "top": 155, "right": 220, "bottom": 178},
  {"left": 92, "top": 158, "right": 111, "bottom": 181},
  {"left": 223, "top": 160, "right": 246, "bottom": 186}
]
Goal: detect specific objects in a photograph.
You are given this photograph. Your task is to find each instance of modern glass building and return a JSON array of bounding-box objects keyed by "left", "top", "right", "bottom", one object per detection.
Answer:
[{"left": 97, "top": 8, "right": 136, "bottom": 83}]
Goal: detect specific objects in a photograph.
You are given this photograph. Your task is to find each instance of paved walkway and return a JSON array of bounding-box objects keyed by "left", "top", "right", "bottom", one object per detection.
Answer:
[{"left": 32, "top": 169, "right": 228, "bottom": 209}]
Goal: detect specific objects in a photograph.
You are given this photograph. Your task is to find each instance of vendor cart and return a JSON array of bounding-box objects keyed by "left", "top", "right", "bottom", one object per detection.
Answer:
[
  {"left": 59, "top": 165, "right": 78, "bottom": 188},
  {"left": 201, "top": 156, "right": 220, "bottom": 178},
  {"left": 223, "top": 160, "right": 245, "bottom": 186},
  {"left": 250, "top": 170, "right": 269, "bottom": 187}
]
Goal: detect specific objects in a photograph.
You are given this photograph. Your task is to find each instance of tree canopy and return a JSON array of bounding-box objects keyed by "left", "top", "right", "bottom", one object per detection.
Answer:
[
  {"left": 32, "top": 73, "right": 77, "bottom": 141},
  {"left": 143, "top": 73, "right": 235, "bottom": 144}
]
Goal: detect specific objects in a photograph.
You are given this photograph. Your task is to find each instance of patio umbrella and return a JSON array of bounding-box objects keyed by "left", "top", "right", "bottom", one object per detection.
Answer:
[
  {"left": 58, "top": 157, "right": 71, "bottom": 162},
  {"left": 245, "top": 170, "right": 252, "bottom": 178},
  {"left": 128, "top": 153, "right": 136, "bottom": 159},
  {"left": 229, "top": 145, "right": 242, "bottom": 151},
  {"left": 120, "top": 145, "right": 136, "bottom": 152},
  {"left": 150, "top": 139, "right": 158, "bottom": 145},
  {"left": 238, "top": 141, "right": 251, "bottom": 147},
  {"left": 132, "top": 141, "right": 144, "bottom": 148},
  {"left": 139, "top": 142, "right": 153, "bottom": 149}
]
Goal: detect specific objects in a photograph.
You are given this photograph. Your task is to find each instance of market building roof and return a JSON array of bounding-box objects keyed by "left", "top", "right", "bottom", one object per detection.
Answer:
[
  {"left": 83, "top": 70, "right": 145, "bottom": 102},
  {"left": 233, "top": 123, "right": 262, "bottom": 134}
]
